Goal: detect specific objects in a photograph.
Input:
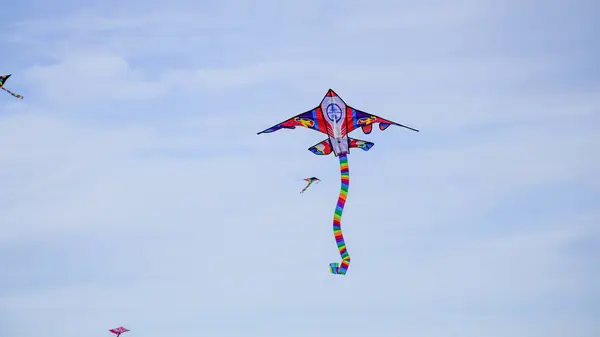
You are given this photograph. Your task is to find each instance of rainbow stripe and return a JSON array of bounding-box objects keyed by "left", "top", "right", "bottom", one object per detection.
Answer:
[
  {"left": 1, "top": 86, "right": 23, "bottom": 99},
  {"left": 329, "top": 153, "right": 351, "bottom": 275}
]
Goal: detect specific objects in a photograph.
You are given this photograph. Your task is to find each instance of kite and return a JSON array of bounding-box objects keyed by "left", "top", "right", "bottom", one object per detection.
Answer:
[
  {"left": 109, "top": 327, "right": 130, "bottom": 337},
  {"left": 258, "top": 89, "right": 418, "bottom": 275},
  {"left": 0, "top": 74, "right": 23, "bottom": 99},
  {"left": 300, "top": 177, "right": 320, "bottom": 194}
]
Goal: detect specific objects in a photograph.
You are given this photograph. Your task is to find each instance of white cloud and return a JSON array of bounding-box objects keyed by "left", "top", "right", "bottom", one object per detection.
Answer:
[{"left": 23, "top": 53, "right": 167, "bottom": 102}]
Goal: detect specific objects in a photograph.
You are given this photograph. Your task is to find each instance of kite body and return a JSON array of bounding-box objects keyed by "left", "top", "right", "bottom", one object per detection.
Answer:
[
  {"left": 258, "top": 89, "right": 418, "bottom": 275},
  {"left": 300, "top": 177, "right": 320, "bottom": 194},
  {"left": 109, "top": 326, "right": 130, "bottom": 337},
  {"left": 0, "top": 74, "right": 23, "bottom": 99}
]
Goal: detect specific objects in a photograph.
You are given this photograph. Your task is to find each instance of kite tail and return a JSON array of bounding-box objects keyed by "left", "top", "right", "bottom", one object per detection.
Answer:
[
  {"left": 329, "top": 152, "right": 351, "bottom": 275},
  {"left": 300, "top": 181, "right": 312, "bottom": 194},
  {"left": 1, "top": 87, "right": 23, "bottom": 99}
]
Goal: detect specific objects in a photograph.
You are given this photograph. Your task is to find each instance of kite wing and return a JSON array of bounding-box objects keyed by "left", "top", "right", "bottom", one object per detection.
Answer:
[
  {"left": 346, "top": 107, "right": 418, "bottom": 135},
  {"left": 257, "top": 108, "right": 328, "bottom": 135},
  {"left": 0, "top": 74, "right": 24, "bottom": 99},
  {"left": 0, "top": 74, "right": 10, "bottom": 86},
  {"left": 109, "top": 327, "right": 130, "bottom": 337}
]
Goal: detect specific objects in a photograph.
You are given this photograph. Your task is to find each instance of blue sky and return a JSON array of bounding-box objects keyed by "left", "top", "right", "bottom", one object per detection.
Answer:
[{"left": 1, "top": 0, "right": 599, "bottom": 336}]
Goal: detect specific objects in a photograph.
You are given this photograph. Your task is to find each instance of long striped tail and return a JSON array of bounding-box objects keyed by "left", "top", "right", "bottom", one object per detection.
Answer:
[
  {"left": 329, "top": 152, "right": 351, "bottom": 275},
  {"left": 1, "top": 87, "right": 23, "bottom": 99},
  {"left": 300, "top": 181, "right": 313, "bottom": 194}
]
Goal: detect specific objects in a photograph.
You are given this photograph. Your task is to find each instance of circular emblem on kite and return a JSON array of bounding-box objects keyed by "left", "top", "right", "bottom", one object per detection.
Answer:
[{"left": 325, "top": 103, "right": 342, "bottom": 123}]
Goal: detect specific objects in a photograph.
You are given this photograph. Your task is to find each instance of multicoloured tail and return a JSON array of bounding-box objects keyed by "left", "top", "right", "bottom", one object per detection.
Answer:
[
  {"left": 329, "top": 152, "right": 351, "bottom": 275},
  {"left": 1, "top": 87, "right": 23, "bottom": 99},
  {"left": 0, "top": 75, "right": 23, "bottom": 99}
]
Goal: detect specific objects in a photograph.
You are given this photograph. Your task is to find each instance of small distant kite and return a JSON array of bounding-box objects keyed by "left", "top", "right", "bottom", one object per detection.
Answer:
[
  {"left": 258, "top": 89, "right": 418, "bottom": 275},
  {"left": 109, "top": 327, "right": 130, "bottom": 337},
  {"left": 300, "top": 177, "right": 320, "bottom": 194},
  {"left": 0, "top": 74, "right": 23, "bottom": 99}
]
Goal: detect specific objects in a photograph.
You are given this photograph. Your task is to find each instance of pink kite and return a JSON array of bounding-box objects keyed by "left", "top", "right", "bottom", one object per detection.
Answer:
[{"left": 109, "top": 327, "right": 130, "bottom": 337}]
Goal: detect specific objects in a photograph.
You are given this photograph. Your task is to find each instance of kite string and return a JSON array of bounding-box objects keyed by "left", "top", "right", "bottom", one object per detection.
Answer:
[
  {"left": 329, "top": 152, "right": 351, "bottom": 275},
  {"left": 1, "top": 87, "right": 23, "bottom": 99}
]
